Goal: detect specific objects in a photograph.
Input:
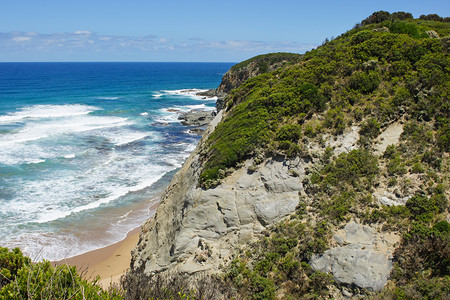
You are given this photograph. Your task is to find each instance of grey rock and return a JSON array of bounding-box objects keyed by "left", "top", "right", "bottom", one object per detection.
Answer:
[
  {"left": 373, "top": 26, "right": 390, "bottom": 32},
  {"left": 311, "top": 248, "right": 391, "bottom": 291},
  {"left": 310, "top": 222, "right": 400, "bottom": 291},
  {"left": 178, "top": 109, "right": 216, "bottom": 127},
  {"left": 426, "top": 30, "right": 440, "bottom": 39},
  {"left": 127, "top": 110, "right": 306, "bottom": 278}
]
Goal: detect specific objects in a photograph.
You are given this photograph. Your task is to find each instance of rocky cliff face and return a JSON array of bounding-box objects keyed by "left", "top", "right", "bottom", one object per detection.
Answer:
[
  {"left": 126, "top": 109, "right": 307, "bottom": 276},
  {"left": 197, "top": 53, "right": 302, "bottom": 111},
  {"left": 216, "top": 53, "right": 301, "bottom": 95},
  {"left": 124, "top": 17, "right": 449, "bottom": 298},
  {"left": 124, "top": 113, "right": 408, "bottom": 298}
]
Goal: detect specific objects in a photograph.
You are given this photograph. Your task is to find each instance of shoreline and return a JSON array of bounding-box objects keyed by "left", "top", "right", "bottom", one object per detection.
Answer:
[
  {"left": 53, "top": 187, "right": 161, "bottom": 288},
  {"left": 54, "top": 226, "right": 141, "bottom": 288},
  {"left": 49, "top": 93, "right": 220, "bottom": 288}
]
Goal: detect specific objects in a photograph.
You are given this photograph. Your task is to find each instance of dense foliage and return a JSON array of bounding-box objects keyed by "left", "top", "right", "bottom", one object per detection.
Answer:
[
  {"left": 0, "top": 247, "right": 122, "bottom": 299},
  {"left": 230, "top": 52, "right": 302, "bottom": 73},
  {"left": 198, "top": 13, "right": 449, "bottom": 188},
  {"left": 198, "top": 11, "right": 449, "bottom": 299}
]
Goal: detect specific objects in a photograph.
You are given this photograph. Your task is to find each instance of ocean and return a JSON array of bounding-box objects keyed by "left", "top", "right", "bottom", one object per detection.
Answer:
[{"left": 0, "top": 62, "right": 234, "bottom": 261}]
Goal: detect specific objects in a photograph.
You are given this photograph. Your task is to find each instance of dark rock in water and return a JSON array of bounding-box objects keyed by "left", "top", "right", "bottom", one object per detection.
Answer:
[
  {"left": 196, "top": 89, "right": 217, "bottom": 98},
  {"left": 178, "top": 109, "right": 216, "bottom": 127},
  {"left": 189, "top": 128, "right": 205, "bottom": 135}
]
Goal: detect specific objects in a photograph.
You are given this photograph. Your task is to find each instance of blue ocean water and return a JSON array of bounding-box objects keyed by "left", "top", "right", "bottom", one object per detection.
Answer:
[{"left": 0, "top": 62, "right": 233, "bottom": 261}]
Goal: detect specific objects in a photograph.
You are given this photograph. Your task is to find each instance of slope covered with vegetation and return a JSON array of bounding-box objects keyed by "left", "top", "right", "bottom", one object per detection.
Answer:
[
  {"left": 1, "top": 11, "right": 448, "bottom": 300},
  {"left": 199, "top": 13, "right": 448, "bottom": 189},
  {"left": 197, "top": 11, "right": 449, "bottom": 299}
]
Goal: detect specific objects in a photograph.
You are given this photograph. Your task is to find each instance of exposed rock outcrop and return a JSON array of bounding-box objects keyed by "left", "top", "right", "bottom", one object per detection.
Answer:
[
  {"left": 216, "top": 53, "right": 301, "bottom": 94},
  {"left": 128, "top": 115, "right": 307, "bottom": 275},
  {"left": 310, "top": 222, "right": 400, "bottom": 291},
  {"left": 179, "top": 110, "right": 215, "bottom": 126}
]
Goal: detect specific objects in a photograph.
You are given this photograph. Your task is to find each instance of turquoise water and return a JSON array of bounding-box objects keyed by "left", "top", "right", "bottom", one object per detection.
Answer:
[{"left": 0, "top": 62, "right": 233, "bottom": 260}]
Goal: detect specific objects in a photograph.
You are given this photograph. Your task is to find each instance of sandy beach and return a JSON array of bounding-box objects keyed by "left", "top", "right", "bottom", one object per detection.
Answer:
[{"left": 55, "top": 227, "right": 141, "bottom": 288}]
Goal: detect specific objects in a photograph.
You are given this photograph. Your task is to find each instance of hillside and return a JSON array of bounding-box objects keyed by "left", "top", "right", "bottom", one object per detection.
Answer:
[
  {"left": 1, "top": 11, "right": 448, "bottom": 300},
  {"left": 123, "top": 12, "right": 449, "bottom": 299}
]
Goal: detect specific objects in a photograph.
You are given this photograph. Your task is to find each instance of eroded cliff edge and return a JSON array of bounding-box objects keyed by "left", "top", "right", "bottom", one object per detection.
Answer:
[
  {"left": 124, "top": 14, "right": 449, "bottom": 299},
  {"left": 125, "top": 53, "right": 307, "bottom": 278},
  {"left": 129, "top": 111, "right": 306, "bottom": 275}
]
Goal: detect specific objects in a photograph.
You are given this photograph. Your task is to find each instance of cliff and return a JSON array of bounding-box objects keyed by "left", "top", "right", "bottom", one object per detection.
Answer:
[{"left": 124, "top": 12, "right": 449, "bottom": 299}]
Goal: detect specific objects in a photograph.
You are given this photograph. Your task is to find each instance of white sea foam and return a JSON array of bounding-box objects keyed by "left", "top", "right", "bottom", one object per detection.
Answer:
[
  {"left": 161, "top": 89, "right": 218, "bottom": 101},
  {"left": 140, "top": 112, "right": 149, "bottom": 116},
  {"left": 30, "top": 167, "right": 169, "bottom": 224},
  {"left": 97, "top": 96, "right": 120, "bottom": 100},
  {"left": 155, "top": 104, "right": 214, "bottom": 124},
  {"left": 184, "top": 143, "right": 197, "bottom": 153},
  {"left": 154, "top": 110, "right": 182, "bottom": 124},
  {"left": 0, "top": 136, "right": 199, "bottom": 260},
  {"left": 1, "top": 146, "right": 181, "bottom": 225},
  {"left": 28, "top": 159, "right": 46, "bottom": 164},
  {"left": 0, "top": 104, "right": 100, "bottom": 123},
  {"left": 110, "top": 132, "right": 150, "bottom": 146},
  {"left": 0, "top": 115, "right": 131, "bottom": 147},
  {"left": 64, "top": 154, "right": 76, "bottom": 159}
]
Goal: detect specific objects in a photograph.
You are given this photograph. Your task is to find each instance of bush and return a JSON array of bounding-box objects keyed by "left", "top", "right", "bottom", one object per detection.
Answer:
[
  {"left": 323, "top": 191, "right": 354, "bottom": 222},
  {"left": 251, "top": 275, "right": 275, "bottom": 300},
  {"left": 349, "top": 70, "right": 381, "bottom": 94},
  {"left": 393, "top": 220, "right": 450, "bottom": 281},
  {"left": 276, "top": 124, "right": 302, "bottom": 143},
  {"left": 359, "top": 118, "right": 381, "bottom": 139},
  {"left": 0, "top": 250, "right": 123, "bottom": 299},
  {"left": 0, "top": 247, "right": 31, "bottom": 290},
  {"left": 436, "top": 124, "right": 450, "bottom": 152},
  {"left": 406, "top": 194, "right": 439, "bottom": 223},
  {"left": 389, "top": 21, "right": 428, "bottom": 38},
  {"left": 322, "top": 149, "right": 379, "bottom": 188}
]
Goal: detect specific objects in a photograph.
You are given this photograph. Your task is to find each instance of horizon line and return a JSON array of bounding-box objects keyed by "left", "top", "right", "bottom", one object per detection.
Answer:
[{"left": 0, "top": 61, "right": 238, "bottom": 64}]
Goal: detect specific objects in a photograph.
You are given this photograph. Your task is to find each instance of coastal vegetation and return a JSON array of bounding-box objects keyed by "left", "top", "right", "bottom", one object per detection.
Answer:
[
  {"left": 1, "top": 10, "right": 449, "bottom": 300},
  {"left": 199, "top": 12, "right": 449, "bottom": 188},
  {"left": 0, "top": 247, "right": 123, "bottom": 299},
  {"left": 195, "top": 10, "right": 449, "bottom": 299}
]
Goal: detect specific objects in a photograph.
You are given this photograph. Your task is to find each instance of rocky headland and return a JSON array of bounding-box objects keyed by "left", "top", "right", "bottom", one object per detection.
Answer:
[{"left": 124, "top": 13, "right": 449, "bottom": 300}]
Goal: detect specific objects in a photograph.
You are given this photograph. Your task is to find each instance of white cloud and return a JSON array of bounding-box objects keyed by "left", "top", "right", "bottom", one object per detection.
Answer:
[
  {"left": 74, "top": 30, "right": 91, "bottom": 35},
  {"left": 12, "top": 36, "right": 31, "bottom": 42},
  {"left": 0, "top": 30, "right": 316, "bottom": 61}
]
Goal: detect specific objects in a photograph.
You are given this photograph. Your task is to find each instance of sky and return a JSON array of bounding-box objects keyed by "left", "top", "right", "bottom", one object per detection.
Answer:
[{"left": 1, "top": 0, "right": 449, "bottom": 62}]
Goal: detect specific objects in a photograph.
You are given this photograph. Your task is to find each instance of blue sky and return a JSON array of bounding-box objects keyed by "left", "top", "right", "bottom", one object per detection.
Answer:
[{"left": 1, "top": 0, "right": 448, "bottom": 62}]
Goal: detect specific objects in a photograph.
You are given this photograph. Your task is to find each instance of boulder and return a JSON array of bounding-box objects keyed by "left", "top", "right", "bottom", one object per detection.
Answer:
[
  {"left": 178, "top": 109, "right": 216, "bottom": 127},
  {"left": 310, "top": 221, "right": 400, "bottom": 291}
]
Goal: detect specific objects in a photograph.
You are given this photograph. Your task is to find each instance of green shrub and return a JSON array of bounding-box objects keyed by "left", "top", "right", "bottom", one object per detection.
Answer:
[
  {"left": 0, "top": 259, "right": 122, "bottom": 299},
  {"left": 251, "top": 275, "right": 275, "bottom": 300},
  {"left": 389, "top": 21, "right": 428, "bottom": 38},
  {"left": 436, "top": 124, "right": 450, "bottom": 152},
  {"left": 322, "top": 149, "right": 379, "bottom": 188},
  {"left": 359, "top": 118, "right": 381, "bottom": 147},
  {"left": 387, "top": 155, "right": 408, "bottom": 176},
  {"left": 0, "top": 247, "right": 30, "bottom": 289},
  {"left": 276, "top": 124, "right": 302, "bottom": 143},
  {"left": 349, "top": 70, "right": 381, "bottom": 94},
  {"left": 324, "top": 107, "right": 346, "bottom": 135},
  {"left": 406, "top": 195, "right": 439, "bottom": 223},
  {"left": 393, "top": 220, "right": 450, "bottom": 281},
  {"left": 359, "top": 118, "right": 381, "bottom": 139},
  {"left": 323, "top": 191, "right": 354, "bottom": 222}
]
